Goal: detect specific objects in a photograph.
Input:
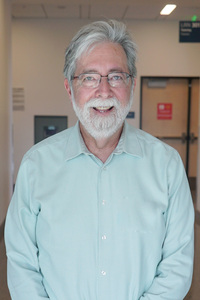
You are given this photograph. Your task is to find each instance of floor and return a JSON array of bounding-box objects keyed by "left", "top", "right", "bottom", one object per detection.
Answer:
[{"left": 1, "top": 207, "right": 199, "bottom": 300}]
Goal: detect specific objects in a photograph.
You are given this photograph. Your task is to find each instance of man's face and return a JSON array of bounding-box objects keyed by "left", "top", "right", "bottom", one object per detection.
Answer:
[{"left": 65, "top": 42, "right": 134, "bottom": 140}]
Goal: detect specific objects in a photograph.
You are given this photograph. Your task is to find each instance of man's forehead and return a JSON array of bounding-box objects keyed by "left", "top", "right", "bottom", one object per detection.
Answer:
[
  {"left": 79, "top": 41, "right": 126, "bottom": 57},
  {"left": 75, "top": 42, "right": 128, "bottom": 73}
]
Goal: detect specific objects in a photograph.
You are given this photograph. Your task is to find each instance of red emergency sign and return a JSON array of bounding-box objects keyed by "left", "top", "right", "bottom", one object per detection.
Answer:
[{"left": 157, "top": 103, "right": 172, "bottom": 120}]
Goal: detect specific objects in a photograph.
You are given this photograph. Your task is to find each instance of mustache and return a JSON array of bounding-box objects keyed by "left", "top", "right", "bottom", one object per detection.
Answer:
[{"left": 84, "top": 98, "right": 121, "bottom": 109}]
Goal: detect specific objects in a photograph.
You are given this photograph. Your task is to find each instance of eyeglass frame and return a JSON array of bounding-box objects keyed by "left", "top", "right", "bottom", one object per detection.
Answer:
[{"left": 71, "top": 72, "right": 134, "bottom": 88}]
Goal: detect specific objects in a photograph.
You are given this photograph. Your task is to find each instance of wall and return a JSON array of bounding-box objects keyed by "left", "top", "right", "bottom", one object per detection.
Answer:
[
  {"left": 0, "top": 0, "right": 12, "bottom": 225},
  {"left": 197, "top": 91, "right": 200, "bottom": 212},
  {"left": 12, "top": 18, "right": 200, "bottom": 207}
]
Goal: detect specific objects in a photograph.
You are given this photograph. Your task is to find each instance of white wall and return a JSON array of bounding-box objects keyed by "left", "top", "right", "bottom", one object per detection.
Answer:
[
  {"left": 0, "top": 0, "right": 12, "bottom": 225},
  {"left": 12, "top": 18, "right": 200, "bottom": 207}
]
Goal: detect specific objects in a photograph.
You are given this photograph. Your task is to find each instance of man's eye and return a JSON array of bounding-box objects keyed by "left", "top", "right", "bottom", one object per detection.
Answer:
[
  {"left": 110, "top": 74, "right": 123, "bottom": 81},
  {"left": 83, "top": 75, "right": 96, "bottom": 82}
]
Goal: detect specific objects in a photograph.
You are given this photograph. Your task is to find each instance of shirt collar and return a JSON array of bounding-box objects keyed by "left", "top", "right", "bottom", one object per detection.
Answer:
[
  {"left": 114, "top": 121, "right": 143, "bottom": 158},
  {"left": 65, "top": 121, "right": 143, "bottom": 161},
  {"left": 65, "top": 122, "right": 89, "bottom": 161}
]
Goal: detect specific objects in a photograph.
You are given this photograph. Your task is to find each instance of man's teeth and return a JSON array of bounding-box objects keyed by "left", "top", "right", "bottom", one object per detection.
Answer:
[{"left": 95, "top": 106, "right": 112, "bottom": 111}]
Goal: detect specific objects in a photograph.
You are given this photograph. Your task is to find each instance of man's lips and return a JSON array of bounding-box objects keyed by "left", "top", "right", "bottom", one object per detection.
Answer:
[{"left": 93, "top": 106, "right": 114, "bottom": 113}]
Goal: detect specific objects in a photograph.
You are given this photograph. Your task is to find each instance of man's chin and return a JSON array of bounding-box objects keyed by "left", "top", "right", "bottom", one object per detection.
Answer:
[
  {"left": 83, "top": 120, "right": 124, "bottom": 140},
  {"left": 74, "top": 101, "right": 129, "bottom": 140}
]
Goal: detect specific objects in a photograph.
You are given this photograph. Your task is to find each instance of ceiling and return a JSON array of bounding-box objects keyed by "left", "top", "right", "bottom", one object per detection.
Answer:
[{"left": 11, "top": 0, "right": 200, "bottom": 21}]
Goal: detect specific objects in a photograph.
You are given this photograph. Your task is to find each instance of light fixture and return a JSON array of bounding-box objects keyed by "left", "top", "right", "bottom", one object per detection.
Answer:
[{"left": 160, "top": 4, "right": 177, "bottom": 15}]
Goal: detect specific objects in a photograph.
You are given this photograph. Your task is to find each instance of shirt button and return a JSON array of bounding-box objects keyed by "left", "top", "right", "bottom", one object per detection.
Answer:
[
  {"left": 101, "top": 270, "right": 106, "bottom": 276},
  {"left": 102, "top": 235, "right": 107, "bottom": 240},
  {"left": 102, "top": 200, "right": 106, "bottom": 205}
]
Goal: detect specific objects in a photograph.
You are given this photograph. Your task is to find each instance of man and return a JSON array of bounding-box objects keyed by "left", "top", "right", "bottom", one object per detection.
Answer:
[{"left": 5, "top": 20, "right": 194, "bottom": 300}]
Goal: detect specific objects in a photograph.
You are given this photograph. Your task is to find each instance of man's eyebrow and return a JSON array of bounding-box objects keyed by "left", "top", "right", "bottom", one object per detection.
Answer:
[
  {"left": 80, "top": 68, "right": 125, "bottom": 74},
  {"left": 80, "top": 68, "right": 109, "bottom": 74},
  {"left": 81, "top": 69, "right": 98, "bottom": 74},
  {"left": 109, "top": 68, "right": 124, "bottom": 73}
]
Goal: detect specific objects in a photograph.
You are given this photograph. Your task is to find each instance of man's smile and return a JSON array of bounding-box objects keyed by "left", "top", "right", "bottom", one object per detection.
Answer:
[{"left": 93, "top": 106, "right": 114, "bottom": 113}]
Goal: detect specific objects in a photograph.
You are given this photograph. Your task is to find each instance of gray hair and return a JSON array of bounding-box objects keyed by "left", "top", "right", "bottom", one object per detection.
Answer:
[{"left": 63, "top": 19, "right": 137, "bottom": 82}]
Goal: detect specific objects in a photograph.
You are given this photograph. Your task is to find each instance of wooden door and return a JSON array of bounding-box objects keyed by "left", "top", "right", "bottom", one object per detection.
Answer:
[
  {"left": 189, "top": 79, "right": 199, "bottom": 178},
  {"left": 141, "top": 77, "right": 199, "bottom": 179}
]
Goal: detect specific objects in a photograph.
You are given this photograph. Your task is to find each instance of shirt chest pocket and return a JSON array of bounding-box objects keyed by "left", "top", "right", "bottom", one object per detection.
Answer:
[{"left": 115, "top": 195, "right": 166, "bottom": 243}]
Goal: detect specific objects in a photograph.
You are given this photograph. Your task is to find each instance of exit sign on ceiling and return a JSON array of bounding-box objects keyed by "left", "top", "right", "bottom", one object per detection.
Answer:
[{"left": 179, "top": 21, "right": 200, "bottom": 43}]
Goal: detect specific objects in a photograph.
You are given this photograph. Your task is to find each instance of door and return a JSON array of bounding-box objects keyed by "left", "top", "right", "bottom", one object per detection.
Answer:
[
  {"left": 189, "top": 79, "right": 199, "bottom": 179},
  {"left": 141, "top": 77, "right": 199, "bottom": 183}
]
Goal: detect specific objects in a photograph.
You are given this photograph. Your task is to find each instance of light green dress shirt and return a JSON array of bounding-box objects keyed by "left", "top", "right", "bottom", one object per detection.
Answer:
[{"left": 5, "top": 121, "right": 194, "bottom": 300}]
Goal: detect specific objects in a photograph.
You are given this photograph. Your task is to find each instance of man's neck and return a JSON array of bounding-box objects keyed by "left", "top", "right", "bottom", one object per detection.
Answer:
[{"left": 79, "top": 123, "right": 123, "bottom": 163}]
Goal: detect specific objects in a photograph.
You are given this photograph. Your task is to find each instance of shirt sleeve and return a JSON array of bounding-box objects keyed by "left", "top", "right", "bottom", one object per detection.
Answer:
[
  {"left": 4, "top": 158, "right": 50, "bottom": 300},
  {"left": 139, "top": 151, "right": 194, "bottom": 300}
]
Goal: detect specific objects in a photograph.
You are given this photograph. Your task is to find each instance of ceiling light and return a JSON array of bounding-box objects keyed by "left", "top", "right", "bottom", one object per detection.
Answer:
[{"left": 160, "top": 4, "right": 177, "bottom": 15}]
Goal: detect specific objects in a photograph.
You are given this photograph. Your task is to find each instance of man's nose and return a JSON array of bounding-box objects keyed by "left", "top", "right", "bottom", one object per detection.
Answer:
[{"left": 95, "top": 77, "right": 113, "bottom": 99}]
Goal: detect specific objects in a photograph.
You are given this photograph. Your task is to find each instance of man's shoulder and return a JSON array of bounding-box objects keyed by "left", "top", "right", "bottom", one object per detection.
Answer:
[
  {"left": 126, "top": 123, "right": 162, "bottom": 143},
  {"left": 133, "top": 126, "right": 163, "bottom": 145},
  {"left": 22, "top": 126, "right": 74, "bottom": 162},
  {"left": 126, "top": 123, "right": 179, "bottom": 157}
]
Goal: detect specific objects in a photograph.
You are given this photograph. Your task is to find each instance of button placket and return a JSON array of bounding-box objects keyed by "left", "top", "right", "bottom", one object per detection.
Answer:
[
  {"left": 101, "top": 270, "right": 106, "bottom": 276},
  {"left": 98, "top": 165, "right": 109, "bottom": 286},
  {"left": 102, "top": 199, "right": 106, "bottom": 205}
]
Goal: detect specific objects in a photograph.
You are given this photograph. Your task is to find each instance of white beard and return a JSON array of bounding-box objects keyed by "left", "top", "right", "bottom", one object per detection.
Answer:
[{"left": 71, "top": 92, "right": 133, "bottom": 140}]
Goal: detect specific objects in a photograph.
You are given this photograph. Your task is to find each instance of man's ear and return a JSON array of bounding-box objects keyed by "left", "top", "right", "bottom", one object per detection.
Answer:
[{"left": 64, "top": 79, "right": 72, "bottom": 99}]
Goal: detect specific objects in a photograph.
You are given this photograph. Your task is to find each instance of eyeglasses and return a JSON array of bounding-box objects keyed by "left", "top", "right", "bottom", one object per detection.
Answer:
[{"left": 72, "top": 72, "right": 133, "bottom": 88}]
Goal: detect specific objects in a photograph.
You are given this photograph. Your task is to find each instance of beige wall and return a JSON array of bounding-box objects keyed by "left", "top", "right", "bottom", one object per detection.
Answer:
[
  {"left": 0, "top": 0, "right": 12, "bottom": 225},
  {"left": 12, "top": 18, "right": 200, "bottom": 209},
  {"left": 197, "top": 89, "right": 200, "bottom": 212}
]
